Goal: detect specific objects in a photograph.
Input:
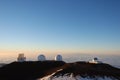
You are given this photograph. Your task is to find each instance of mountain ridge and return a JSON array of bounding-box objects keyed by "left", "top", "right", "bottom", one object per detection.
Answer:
[{"left": 0, "top": 61, "right": 119, "bottom": 80}]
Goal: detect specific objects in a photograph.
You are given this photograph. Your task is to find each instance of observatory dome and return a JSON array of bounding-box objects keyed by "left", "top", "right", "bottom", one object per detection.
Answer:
[
  {"left": 17, "top": 53, "right": 26, "bottom": 62},
  {"left": 38, "top": 54, "right": 46, "bottom": 61},
  {"left": 94, "top": 57, "right": 98, "bottom": 61},
  {"left": 55, "top": 55, "right": 62, "bottom": 61},
  {"left": 89, "top": 57, "right": 102, "bottom": 64}
]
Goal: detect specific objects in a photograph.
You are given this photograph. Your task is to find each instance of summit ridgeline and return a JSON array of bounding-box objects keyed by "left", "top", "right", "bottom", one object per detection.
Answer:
[{"left": 0, "top": 61, "right": 120, "bottom": 80}]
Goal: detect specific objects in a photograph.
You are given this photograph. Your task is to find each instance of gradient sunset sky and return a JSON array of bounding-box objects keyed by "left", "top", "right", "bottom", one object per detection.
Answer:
[{"left": 0, "top": 0, "right": 120, "bottom": 59}]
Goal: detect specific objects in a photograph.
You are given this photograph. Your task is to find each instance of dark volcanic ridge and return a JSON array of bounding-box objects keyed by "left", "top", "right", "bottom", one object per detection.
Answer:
[{"left": 0, "top": 61, "right": 120, "bottom": 80}]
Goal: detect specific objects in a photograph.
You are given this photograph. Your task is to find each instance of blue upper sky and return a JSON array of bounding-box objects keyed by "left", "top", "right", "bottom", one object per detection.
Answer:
[{"left": 0, "top": 0, "right": 120, "bottom": 54}]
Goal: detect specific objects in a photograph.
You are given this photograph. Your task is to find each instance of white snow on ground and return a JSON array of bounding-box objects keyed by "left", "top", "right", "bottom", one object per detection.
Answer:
[
  {"left": 38, "top": 69, "right": 63, "bottom": 80},
  {"left": 39, "top": 74, "right": 118, "bottom": 80}
]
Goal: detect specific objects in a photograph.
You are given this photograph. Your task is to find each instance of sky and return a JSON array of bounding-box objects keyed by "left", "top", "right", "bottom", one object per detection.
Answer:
[{"left": 0, "top": 0, "right": 120, "bottom": 61}]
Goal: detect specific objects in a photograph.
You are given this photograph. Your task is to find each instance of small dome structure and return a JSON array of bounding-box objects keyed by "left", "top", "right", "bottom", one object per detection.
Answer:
[
  {"left": 93, "top": 57, "right": 98, "bottom": 62},
  {"left": 55, "top": 55, "right": 62, "bottom": 61},
  {"left": 89, "top": 57, "right": 102, "bottom": 64},
  {"left": 38, "top": 54, "right": 46, "bottom": 61}
]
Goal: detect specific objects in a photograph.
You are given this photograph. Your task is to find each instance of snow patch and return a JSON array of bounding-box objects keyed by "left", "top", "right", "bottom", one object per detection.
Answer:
[
  {"left": 39, "top": 74, "right": 118, "bottom": 80},
  {"left": 37, "top": 69, "right": 63, "bottom": 80}
]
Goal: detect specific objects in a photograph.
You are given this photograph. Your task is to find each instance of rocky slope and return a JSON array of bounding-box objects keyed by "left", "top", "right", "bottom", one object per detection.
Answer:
[{"left": 0, "top": 61, "right": 119, "bottom": 80}]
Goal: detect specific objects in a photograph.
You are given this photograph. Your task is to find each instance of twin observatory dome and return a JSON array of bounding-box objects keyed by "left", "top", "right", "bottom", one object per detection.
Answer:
[
  {"left": 17, "top": 54, "right": 63, "bottom": 62},
  {"left": 38, "top": 54, "right": 62, "bottom": 61}
]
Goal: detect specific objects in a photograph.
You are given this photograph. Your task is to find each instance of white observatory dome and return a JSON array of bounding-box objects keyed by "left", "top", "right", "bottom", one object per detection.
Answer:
[
  {"left": 55, "top": 55, "right": 62, "bottom": 61},
  {"left": 93, "top": 57, "right": 98, "bottom": 61},
  {"left": 38, "top": 54, "right": 46, "bottom": 61},
  {"left": 89, "top": 57, "right": 102, "bottom": 64}
]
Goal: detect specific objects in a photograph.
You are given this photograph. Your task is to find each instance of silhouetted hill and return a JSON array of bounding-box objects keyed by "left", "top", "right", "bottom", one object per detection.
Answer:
[
  {"left": 0, "top": 61, "right": 120, "bottom": 80},
  {"left": 52, "top": 62, "right": 120, "bottom": 79},
  {"left": 0, "top": 61, "right": 65, "bottom": 80},
  {"left": 0, "top": 63, "right": 6, "bottom": 67}
]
